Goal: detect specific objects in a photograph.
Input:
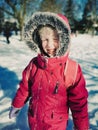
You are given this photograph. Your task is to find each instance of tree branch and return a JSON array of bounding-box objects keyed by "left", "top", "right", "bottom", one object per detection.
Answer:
[
  {"left": 0, "top": 7, "right": 14, "bottom": 16},
  {"left": 5, "top": 0, "right": 17, "bottom": 13}
]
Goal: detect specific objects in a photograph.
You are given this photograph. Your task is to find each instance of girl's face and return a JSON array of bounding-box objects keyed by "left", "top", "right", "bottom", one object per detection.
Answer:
[{"left": 39, "top": 27, "right": 59, "bottom": 57}]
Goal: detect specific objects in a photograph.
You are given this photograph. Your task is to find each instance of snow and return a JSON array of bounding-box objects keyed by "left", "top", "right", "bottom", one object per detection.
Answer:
[{"left": 0, "top": 34, "right": 98, "bottom": 130}]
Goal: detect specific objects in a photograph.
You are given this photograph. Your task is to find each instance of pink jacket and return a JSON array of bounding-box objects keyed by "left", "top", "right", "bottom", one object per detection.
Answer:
[{"left": 12, "top": 54, "right": 89, "bottom": 130}]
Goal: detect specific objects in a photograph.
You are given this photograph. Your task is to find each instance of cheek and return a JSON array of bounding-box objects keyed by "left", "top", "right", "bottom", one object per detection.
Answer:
[
  {"left": 42, "top": 41, "right": 47, "bottom": 50},
  {"left": 54, "top": 42, "right": 59, "bottom": 49}
]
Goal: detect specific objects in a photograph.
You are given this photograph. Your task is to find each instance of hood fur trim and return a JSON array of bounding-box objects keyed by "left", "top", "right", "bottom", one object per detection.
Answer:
[{"left": 24, "top": 12, "right": 71, "bottom": 56}]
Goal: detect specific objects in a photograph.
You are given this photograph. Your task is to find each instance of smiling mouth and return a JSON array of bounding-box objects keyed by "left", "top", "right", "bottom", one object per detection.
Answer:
[{"left": 46, "top": 49, "right": 56, "bottom": 56}]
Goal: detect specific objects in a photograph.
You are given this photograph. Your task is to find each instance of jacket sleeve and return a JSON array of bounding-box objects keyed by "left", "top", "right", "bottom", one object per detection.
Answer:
[
  {"left": 67, "top": 64, "right": 89, "bottom": 130},
  {"left": 12, "top": 60, "right": 33, "bottom": 108}
]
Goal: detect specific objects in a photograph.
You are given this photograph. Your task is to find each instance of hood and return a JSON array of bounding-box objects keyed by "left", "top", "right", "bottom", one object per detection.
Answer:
[{"left": 24, "top": 12, "right": 71, "bottom": 56}]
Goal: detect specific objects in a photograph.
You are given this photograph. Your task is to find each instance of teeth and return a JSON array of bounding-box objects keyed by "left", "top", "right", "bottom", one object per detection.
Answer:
[
  {"left": 47, "top": 50, "right": 55, "bottom": 53},
  {"left": 47, "top": 49, "right": 56, "bottom": 56}
]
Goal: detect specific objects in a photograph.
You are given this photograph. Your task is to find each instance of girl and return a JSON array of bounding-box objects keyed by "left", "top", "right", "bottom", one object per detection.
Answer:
[{"left": 9, "top": 12, "right": 89, "bottom": 130}]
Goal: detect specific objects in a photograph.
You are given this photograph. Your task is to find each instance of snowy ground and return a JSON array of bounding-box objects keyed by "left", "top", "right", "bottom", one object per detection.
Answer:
[{"left": 0, "top": 34, "right": 98, "bottom": 130}]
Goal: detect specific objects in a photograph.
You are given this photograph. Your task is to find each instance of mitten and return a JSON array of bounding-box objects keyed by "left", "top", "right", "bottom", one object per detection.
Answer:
[{"left": 9, "top": 106, "right": 21, "bottom": 119}]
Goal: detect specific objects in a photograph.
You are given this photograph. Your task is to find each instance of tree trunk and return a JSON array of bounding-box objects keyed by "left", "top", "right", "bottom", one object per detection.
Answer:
[
  {"left": 18, "top": 17, "right": 24, "bottom": 41},
  {"left": 20, "top": 27, "right": 24, "bottom": 41}
]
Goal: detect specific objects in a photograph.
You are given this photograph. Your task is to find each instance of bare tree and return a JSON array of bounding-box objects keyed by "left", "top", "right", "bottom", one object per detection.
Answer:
[
  {"left": 39, "top": 0, "right": 62, "bottom": 13},
  {"left": 0, "top": 0, "right": 38, "bottom": 40}
]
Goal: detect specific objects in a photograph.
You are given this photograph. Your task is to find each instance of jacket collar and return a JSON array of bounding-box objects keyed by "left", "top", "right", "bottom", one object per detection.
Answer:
[{"left": 37, "top": 53, "right": 68, "bottom": 69}]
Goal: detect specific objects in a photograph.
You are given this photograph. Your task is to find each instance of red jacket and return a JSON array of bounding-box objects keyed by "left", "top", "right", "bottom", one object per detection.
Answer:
[{"left": 12, "top": 54, "right": 89, "bottom": 130}]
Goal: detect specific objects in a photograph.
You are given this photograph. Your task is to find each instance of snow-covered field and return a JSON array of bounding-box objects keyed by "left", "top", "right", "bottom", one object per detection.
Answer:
[{"left": 0, "top": 34, "right": 98, "bottom": 130}]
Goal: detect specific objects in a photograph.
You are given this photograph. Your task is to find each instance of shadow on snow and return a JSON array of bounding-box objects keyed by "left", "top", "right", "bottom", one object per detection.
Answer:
[{"left": 0, "top": 66, "right": 29, "bottom": 130}]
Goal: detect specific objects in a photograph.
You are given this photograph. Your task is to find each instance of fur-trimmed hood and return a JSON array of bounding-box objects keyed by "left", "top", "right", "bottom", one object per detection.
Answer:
[{"left": 24, "top": 12, "right": 71, "bottom": 56}]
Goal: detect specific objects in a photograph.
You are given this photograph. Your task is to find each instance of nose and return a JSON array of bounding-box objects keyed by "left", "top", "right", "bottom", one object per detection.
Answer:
[{"left": 47, "top": 39, "right": 55, "bottom": 49}]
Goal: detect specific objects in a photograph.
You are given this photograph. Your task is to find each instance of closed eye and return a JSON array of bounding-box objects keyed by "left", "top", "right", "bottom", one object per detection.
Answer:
[
  {"left": 42, "top": 39, "right": 48, "bottom": 42},
  {"left": 53, "top": 39, "right": 58, "bottom": 41}
]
